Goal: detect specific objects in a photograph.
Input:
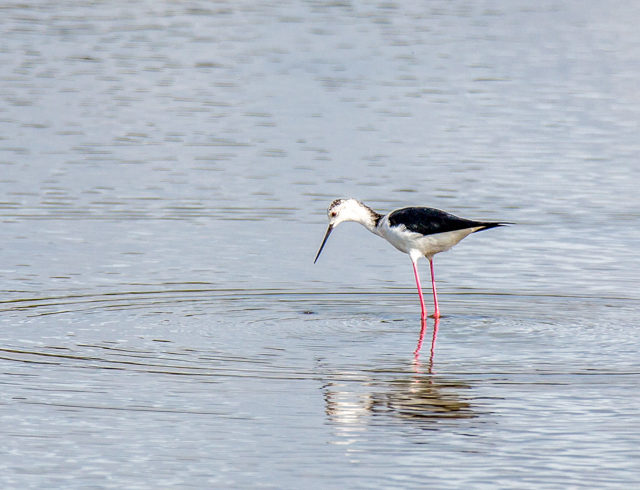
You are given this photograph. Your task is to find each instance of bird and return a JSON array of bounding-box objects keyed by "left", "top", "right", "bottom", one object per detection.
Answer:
[{"left": 314, "top": 198, "right": 510, "bottom": 319}]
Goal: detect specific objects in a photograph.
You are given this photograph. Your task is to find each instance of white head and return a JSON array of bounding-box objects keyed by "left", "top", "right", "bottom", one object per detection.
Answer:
[
  {"left": 327, "top": 198, "right": 369, "bottom": 227},
  {"left": 314, "top": 198, "right": 379, "bottom": 263}
]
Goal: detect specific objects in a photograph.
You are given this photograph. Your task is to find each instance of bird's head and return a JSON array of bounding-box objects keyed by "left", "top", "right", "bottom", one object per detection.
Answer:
[
  {"left": 326, "top": 198, "right": 364, "bottom": 227},
  {"left": 314, "top": 198, "right": 370, "bottom": 263}
]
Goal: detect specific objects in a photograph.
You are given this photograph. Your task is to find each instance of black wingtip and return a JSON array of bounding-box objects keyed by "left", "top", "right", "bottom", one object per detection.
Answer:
[{"left": 474, "top": 222, "right": 514, "bottom": 232}]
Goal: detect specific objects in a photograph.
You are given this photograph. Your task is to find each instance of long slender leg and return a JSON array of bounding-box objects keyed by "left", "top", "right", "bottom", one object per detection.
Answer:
[
  {"left": 411, "top": 259, "right": 427, "bottom": 320},
  {"left": 429, "top": 258, "right": 440, "bottom": 319}
]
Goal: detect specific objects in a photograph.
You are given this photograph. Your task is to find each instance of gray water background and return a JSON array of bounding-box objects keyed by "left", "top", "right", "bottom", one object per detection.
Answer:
[{"left": 1, "top": 1, "right": 639, "bottom": 488}]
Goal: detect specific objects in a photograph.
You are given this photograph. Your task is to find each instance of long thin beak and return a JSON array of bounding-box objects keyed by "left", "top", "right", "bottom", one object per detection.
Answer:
[{"left": 314, "top": 225, "right": 334, "bottom": 263}]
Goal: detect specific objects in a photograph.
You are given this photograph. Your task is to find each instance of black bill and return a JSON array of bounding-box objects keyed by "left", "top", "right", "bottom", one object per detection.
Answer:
[{"left": 313, "top": 225, "right": 334, "bottom": 263}]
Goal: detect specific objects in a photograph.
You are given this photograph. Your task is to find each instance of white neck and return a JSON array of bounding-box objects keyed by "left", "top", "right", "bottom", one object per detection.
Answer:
[
  {"left": 358, "top": 204, "right": 381, "bottom": 234},
  {"left": 339, "top": 200, "right": 381, "bottom": 234}
]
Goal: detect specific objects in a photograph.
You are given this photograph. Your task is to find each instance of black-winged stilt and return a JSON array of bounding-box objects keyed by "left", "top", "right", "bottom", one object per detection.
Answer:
[{"left": 314, "top": 198, "right": 510, "bottom": 319}]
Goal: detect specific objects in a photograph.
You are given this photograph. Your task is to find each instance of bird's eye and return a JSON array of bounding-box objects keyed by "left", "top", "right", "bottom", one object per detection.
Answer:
[{"left": 330, "top": 212, "right": 337, "bottom": 218}]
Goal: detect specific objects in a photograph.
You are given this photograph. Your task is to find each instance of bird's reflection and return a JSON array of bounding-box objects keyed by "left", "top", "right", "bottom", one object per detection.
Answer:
[{"left": 323, "top": 317, "right": 474, "bottom": 432}]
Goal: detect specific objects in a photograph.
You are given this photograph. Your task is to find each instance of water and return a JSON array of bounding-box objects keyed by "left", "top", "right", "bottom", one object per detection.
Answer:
[{"left": 2, "top": 1, "right": 640, "bottom": 488}]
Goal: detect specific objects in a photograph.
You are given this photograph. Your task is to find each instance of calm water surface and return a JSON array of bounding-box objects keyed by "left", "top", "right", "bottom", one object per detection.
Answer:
[{"left": 1, "top": 1, "right": 639, "bottom": 488}]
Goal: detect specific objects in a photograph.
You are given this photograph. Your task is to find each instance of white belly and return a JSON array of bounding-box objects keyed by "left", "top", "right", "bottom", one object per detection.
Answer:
[{"left": 378, "top": 219, "right": 481, "bottom": 259}]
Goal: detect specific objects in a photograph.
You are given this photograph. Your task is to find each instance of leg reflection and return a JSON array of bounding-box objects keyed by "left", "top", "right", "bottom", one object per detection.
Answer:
[
  {"left": 428, "top": 318, "right": 439, "bottom": 373},
  {"left": 413, "top": 318, "right": 440, "bottom": 374},
  {"left": 413, "top": 318, "right": 427, "bottom": 358}
]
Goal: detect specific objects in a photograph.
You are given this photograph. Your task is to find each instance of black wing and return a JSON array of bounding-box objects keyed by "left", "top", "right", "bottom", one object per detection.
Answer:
[{"left": 387, "top": 207, "right": 502, "bottom": 236}]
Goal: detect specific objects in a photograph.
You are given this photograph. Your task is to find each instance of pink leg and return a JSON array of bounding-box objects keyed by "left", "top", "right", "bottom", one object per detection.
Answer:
[
  {"left": 429, "top": 258, "right": 440, "bottom": 319},
  {"left": 411, "top": 260, "right": 427, "bottom": 320}
]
